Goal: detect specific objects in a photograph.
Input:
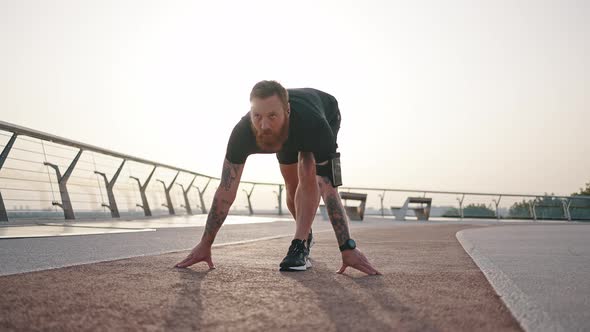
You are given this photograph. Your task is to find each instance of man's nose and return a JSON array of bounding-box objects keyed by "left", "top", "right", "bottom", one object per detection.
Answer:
[{"left": 261, "top": 118, "right": 271, "bottom": 130}]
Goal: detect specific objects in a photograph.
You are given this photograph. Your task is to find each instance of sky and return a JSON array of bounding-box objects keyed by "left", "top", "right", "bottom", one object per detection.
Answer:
[{"left": 1, "top": 0, "right": 589, "bottom": 197}]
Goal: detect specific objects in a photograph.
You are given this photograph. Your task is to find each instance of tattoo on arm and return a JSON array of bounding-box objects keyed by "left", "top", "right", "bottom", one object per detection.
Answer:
[
  {"left": 220, "top": 162, "right": 239, "bottom": 191},
  {"left": 202, "top": 160, "right": 241, "bottom": 242},
  {"left": 320, "top": 176, "right": 351, "bottom": 246},
  {"left": 203, "top": 197, "right": 232, "bottom": 238}
]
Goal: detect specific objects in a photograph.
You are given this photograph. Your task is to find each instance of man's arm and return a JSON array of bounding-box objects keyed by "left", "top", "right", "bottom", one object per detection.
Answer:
[
  {"left": 174, "top": 159, "right": 244, "bottom": 268},
  {"left": 318, "top": 176, "right": 381, "bottom": 275},
  {"left": 200, "top": 159, "right": 244, "bottom": 245},
  {"left": 317, "top": 176, "right": 350, "bottom": 245}
]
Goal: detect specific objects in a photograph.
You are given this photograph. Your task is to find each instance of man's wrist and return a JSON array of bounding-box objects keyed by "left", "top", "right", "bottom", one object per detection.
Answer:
[
  {"left": 201, "top": 234, "right": 215, "bottom": 247},
  {"left": 339, "top": 238, "right": 356, "bottom": 252}
]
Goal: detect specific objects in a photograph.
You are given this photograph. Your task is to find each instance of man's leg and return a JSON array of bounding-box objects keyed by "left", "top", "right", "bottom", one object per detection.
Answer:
[
  {"left": 293, "top": 152, "right": 320, "bottom": 240},
  {"left": 279, "top": 163, "right": 298, "bottom": 219},
  {"left": 278, "top": 153, "right": 318, "bottom": 271},
  {"left": 279, "top": 162, "right": 314, "bottom": 249}
]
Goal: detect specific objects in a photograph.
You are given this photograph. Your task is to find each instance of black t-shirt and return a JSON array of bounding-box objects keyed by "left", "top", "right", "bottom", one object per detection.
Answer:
[{"left": 225, "top": 88, "right": 340, "bottom": 165}]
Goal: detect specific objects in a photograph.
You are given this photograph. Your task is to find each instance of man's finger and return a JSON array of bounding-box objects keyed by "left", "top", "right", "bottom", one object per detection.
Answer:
[
  {"left": 174, "top": 260, "right": 191, "bottom": 268},
  {"left": 358, "top": 254, "right": 382, "bottom": 275},
  {"left": 353, "top": 263, "right": 376, "bottom": 275},
  {"left": 363, "top": 264, "right": 380, "bottom": 275},
  {"left": 175, "top": 256, "right": 200, "bottom": 268},
  {"left": 174, "top": 256, "right": 192, "bottom": 268},
  {"left": 363, "top": 263, "right": 382, "bottom": 275},
  {"left": 336, "top": 263, "right": 348, "bottom": 274},
  {"left": 205, "top": 257, "right": 216, "bottom": 269}
]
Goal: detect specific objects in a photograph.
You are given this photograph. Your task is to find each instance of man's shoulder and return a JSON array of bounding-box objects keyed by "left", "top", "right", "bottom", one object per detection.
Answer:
[
  {"left": 288, "top": 87, "right": 329, "bottom": 99},
  {"left": 231, "top": 111, "right": 252, "bottom": 130},
  {"left": 225, "top": 112, "right": 257, "bottom": 164}
]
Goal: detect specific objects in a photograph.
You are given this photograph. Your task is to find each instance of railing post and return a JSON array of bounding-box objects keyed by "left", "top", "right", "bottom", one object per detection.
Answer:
[
  {"left": 379, "top": 191, "right": 386, "bottom": 217},
  {"left": 243, "top": 184, "right": 255, "bottom": 216},
  {"left": 530, "top": 198, "right": 538, "bottom": 221},
  {"left": 275, "top": 184, "right": 283, "bottom": 215},
  {"left": 94, "top": 159, "right": 126, "bottom": 218},
  {"left": 493, "top": 195, "right": 502, "bottom": 220},
  {"left": 457, "top": 194, "right": 465, "bottom": 220},
  {"left": 562, "top": 198, "right": 571, "bottom": 221},
  {"left": 0, "top": 133, "right": 18, "bottom": 222},
  {"left": 176, "top": 174, "right": 197, "bottom": 215},
  {"left": 44, "top": 149, "right": 83, "bottom": 220},
  {"left": 0, "top": 192, "right": 7, "bottom": 223},
  {"left": 157, "top": 171, "right": 179, "bottom": 215},
  {"left": 177, "top": 184, "right": 190, "bottom": 215},
  {"left": 194, "top": 178, "right": 212, "bottom": 214},
  {"left": 130, "top": 166, "right": 156, "bottom": 217}
]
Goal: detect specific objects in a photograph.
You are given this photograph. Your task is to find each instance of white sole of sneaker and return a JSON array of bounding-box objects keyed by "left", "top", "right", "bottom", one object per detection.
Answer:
[
  {"left": 285, "top": 265, "right": 306, "bottom": 271},
  {"left": 280, "top": 259, "right": 311, "bottom": 272}
]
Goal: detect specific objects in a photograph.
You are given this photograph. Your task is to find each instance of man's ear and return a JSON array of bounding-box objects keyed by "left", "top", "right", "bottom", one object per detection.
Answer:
[{"left": 287, "top": 103, "right": 291, "bottom": 114}]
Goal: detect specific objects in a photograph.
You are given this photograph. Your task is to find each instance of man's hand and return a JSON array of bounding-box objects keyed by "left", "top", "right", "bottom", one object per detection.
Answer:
[
  {"left": 337, "top": 248, "right": 381, "bottom": 275},
  {"left": 174, "top": 242, "right": 215, "bottom": 269}
]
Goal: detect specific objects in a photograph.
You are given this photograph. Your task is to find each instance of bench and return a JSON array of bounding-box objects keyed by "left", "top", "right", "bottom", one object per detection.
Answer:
[
  {"left": 340, "top": 192, "right": 368, "bottom": 221},
  {"left": 391, "top": 197, "right": 432, "bottom": 221},
  {"left": 318, "top": 192, "right": 368, "bottom": 221}
]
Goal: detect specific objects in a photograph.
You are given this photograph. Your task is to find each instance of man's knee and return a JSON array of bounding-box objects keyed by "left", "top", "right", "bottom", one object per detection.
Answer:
[
  {"left": 317, "top": 176, "right": 334, "bottom": 191},
  {"left": 286, "top": 188, "right": 296, "bottom": 205}
]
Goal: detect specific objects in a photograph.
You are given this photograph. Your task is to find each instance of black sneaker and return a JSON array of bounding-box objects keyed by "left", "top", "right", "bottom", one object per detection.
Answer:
[
  {"left": 279, "top": 239, "right": 311, "bottom": 271},
  {"left": 307, "top": 229, "right": 314, "bottom": 254}
]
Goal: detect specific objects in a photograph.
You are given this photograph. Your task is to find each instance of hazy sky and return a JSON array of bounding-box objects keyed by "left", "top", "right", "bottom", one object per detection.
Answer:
[{"left": 1, "top": 0, "right": 589, "bottom": 196}]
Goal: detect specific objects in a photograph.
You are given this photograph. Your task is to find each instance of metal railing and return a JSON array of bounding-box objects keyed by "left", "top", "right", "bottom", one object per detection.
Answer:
[
  {"left": 0, "top": 121, "right": 284, "bottom": 222},
  {"left": 1, "top": 120, "right": 589, "bottom": 223},
  {"left": 337, "top": 187, "right": 590, "bottom": 221}
]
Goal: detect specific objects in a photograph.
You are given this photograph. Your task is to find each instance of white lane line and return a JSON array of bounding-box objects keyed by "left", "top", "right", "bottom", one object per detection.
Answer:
[{"left": 170, "top": 229, "right": 336, "bottom": 253}]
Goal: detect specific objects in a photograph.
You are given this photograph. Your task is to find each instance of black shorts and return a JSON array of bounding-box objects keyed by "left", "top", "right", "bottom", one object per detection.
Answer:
[{"left": 276, "top": 100, "right": 341, "bottom": 165}]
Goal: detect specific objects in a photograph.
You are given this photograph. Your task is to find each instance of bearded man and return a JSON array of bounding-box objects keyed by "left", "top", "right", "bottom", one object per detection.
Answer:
[{"left": 175, "top": 80, "right": 380, "bottom": 275}]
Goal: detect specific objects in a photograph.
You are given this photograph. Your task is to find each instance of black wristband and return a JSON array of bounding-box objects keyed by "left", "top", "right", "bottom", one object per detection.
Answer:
[{"left": 339, "top": 238, "right": 356, "bottom": 252}]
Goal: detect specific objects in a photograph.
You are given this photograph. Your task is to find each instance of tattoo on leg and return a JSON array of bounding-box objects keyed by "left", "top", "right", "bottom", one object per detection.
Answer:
[
  {"left": 318, "top": 176, "right": 331, "bottom": 187},
  {"left": 321, "top": 176, "right": 351, "bottom": 246},
  {"left": 220, "top": 162, "right": 239, "bottom": 191}
]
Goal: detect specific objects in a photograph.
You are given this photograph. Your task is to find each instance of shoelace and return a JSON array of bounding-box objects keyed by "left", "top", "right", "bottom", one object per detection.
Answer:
[{"left": 287, "top": 241, "right": 306, "bottom": 256}]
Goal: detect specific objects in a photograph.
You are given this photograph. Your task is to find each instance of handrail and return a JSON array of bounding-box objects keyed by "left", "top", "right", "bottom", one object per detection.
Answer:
[
  {"left": 339, "top": 186, "right": 590, "bottom": 201},
  {"left": 0, "top": 120, "right": 277, "bottom": 186},
  {"left": 0, "top": 120, "right": 283, "bottom": 221},
  {"left": 0, "top": 121, "right": 208, "bottom": 178}
]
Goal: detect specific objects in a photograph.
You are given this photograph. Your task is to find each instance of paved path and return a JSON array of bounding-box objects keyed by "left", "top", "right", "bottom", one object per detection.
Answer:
[
  {"left": 0, "top": 221, "right": 520, "bottom": 331},
  {"left": 457, "top": 224, "right": 590, "bottom": 332}
]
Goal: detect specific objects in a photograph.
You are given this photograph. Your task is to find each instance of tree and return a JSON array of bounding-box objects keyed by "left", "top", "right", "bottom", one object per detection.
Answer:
[
  {"left": 572, "top": 182, "right": 590, "bottom": 196},
  {"left": 508, "top": 194, "right": 564, "bottom": 219},
  {"left": 570, "top": 181, "right": 590, "bottom": 220},
  {"left": 506, "top": 182, "right": 590, "bottom": 220},
  {"left": 508, "top": 199, "right": 531, "bottom": 218},
  {"left": 443, "top": 203, "right": 495, "bottom": 218}
]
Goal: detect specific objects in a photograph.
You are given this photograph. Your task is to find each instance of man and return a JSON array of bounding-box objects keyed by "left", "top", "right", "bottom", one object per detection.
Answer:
[{"left": 175, "top": 80, "right": 380, "bottom": 275}]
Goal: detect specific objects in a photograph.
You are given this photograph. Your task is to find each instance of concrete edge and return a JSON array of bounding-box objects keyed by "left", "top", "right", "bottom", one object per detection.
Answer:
[
  {"left": 0, "top": 228, "right": 157, "bottom": 240},
  {"left": 455, "top": 229, "right": 565, "bottom": 332}
]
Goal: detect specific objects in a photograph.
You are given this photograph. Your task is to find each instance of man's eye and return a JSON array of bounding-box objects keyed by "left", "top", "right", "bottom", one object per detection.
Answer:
[{"left": 269, "top": 114, "right": 276, "bottom": 119}]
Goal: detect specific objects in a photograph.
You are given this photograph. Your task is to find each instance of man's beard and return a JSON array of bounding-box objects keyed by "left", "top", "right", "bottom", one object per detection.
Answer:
[{"left": 252, "top": 119, "right": 289, "bottom": 152}]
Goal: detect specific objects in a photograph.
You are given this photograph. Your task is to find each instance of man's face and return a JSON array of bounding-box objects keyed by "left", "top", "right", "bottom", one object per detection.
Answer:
[{"left": 250, "top": 95, "right": 290, "bottom": 152}]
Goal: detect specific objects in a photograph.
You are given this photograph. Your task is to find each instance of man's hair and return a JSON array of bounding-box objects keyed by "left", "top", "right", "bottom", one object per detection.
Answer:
[{"left": 249, "top": 80, "right": 289, "bottom": 110}]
